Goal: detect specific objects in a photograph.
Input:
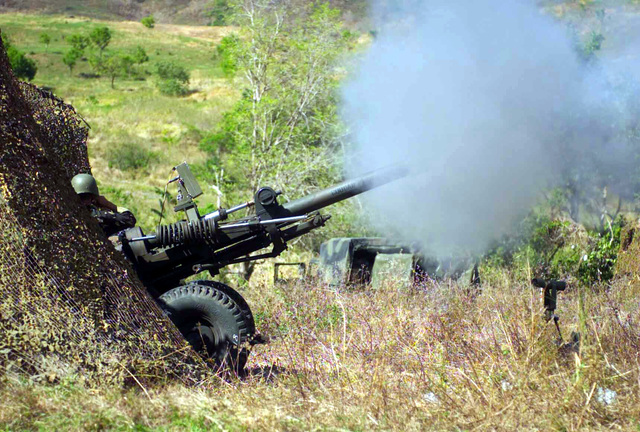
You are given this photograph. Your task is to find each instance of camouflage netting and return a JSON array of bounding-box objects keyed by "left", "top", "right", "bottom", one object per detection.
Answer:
[{"left": 0, "top": 34, "right": 206, "bottom": 385}]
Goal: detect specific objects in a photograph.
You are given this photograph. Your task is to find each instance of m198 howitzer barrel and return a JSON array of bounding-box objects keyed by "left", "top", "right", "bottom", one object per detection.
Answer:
[{"left": 282, "top": 164, "right": 409, "bottom": 216}]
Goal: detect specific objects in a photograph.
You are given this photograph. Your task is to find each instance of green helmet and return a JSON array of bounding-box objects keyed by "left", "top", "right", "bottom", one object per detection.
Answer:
[{"left": 71, "top": 173, "right": 99, "bottom": 196}]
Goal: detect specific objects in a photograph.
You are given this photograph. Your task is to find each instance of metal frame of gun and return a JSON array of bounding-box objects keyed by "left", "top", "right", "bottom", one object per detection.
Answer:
[{"left": 120, "top": 162, "right": 409, "bottom": 294}]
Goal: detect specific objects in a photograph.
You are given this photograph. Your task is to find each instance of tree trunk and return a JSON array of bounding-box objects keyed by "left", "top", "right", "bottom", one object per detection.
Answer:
[{"left": 0, "top": 35, "right": 202, "bottom": 384}]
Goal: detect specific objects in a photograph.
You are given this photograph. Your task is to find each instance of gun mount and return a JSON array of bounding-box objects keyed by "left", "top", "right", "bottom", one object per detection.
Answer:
[{"left": 119, "top": 162, "right": 409, "bottom": 371}]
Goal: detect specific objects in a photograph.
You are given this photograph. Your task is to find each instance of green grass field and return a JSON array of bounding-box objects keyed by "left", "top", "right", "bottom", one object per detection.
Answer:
[{"left": 0, "top": 13, "right": 238, "bottom": 228}]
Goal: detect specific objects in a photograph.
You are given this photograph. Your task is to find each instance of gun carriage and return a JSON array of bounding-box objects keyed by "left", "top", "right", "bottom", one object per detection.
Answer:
[{"left": 119, "top": 163, "right": 408, "bottom": 370}]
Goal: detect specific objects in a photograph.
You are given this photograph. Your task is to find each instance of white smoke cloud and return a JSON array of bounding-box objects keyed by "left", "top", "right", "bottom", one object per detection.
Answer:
[{"left": 342, "top": 0, "right": 640, "bottom": 255}]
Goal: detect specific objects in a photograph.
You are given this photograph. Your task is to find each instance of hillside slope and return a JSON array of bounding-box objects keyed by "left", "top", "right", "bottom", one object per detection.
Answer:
[{"left": 0, "top": 0, "right": 369, "bottom": 26}]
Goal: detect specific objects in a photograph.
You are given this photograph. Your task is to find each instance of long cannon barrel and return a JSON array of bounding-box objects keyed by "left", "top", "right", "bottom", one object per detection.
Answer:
[{"left": 282, "top": 164, "right": 409, "bottom": 216}]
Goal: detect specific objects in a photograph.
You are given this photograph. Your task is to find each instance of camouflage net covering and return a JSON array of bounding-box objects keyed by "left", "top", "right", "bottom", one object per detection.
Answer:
[{"left": 0, "top": 35, "right": 206, "bottom": 385}]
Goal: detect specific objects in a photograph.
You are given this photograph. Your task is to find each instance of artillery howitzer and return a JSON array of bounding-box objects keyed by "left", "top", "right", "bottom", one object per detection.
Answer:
[{"left": 119, "top": 163, "right": 408, "bottom": 370}]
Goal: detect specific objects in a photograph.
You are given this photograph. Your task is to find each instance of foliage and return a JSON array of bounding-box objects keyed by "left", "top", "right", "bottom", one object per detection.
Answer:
[
  {"left": 209, "top": 1, "right": 356, "bottom": 200},
  {"left": 62, "top": 48, "right": 82, "bottom": 74},
  {"left": 7, "top": 46, "right": 37, "bottom": 81},
  {"left": 2, "top": 34, "right": 37, "bottom": 81},
  {"left": 141, "top": 15, "right": 156, "bottom": 29},
  {"left": 107, "top": 142, "right": 158, "bottom": 171},
  {"left": 155, "top": 61, "right": 190, "bottom": 96},
  {"left": 67, "top": 33, "right": 89, "bottom": 51},
  {"left": 485, "top": 200, "right": 624, "bottom": 287},
  {"left": 89, "top": 26, "right": 111, "bottom": 57},
  {"left": 582, "top": 30, "right": 605, "bottom": 60},
  {"left": 100, "top": 52, "right": 134, "bottom": 88},
  {"left": 132, "top": 45, "right": 149, "bottom": 64},
  {"left": 577, "top": 217, "right": 624, "bottom": 285},
  {"left": 215, "top": 34, "right": 239, "bottom": 77},
  {"left": 206, "top": 0, "right": 232, "bottom": 26},
  {"left": 39, "top": 32, "right": 50, "bottom": 51}
]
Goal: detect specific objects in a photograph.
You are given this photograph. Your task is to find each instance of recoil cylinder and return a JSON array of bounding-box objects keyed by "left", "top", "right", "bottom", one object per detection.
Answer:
[{"left": 153, "top": 219, "right": 218, "bottom": 247}]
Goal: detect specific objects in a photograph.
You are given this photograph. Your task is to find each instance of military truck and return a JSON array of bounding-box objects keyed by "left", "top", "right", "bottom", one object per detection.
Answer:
[{"left": 308, "top": 237, "right": 479, "bottom": 290}]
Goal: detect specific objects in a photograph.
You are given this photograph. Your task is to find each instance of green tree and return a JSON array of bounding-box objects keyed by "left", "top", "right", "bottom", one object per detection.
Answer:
[
  {"left": 62, "top": 48, "right": 82, "bottom": 75},
  {"left": 89, "top": 26, "right": 111, "bottom": 58},
  {"left": 39, "top": 33, "right": 51, "bottom": 52},
  {"left": 206, "top": 1, "right": 355, "bottom": 279},
  {"left": 141, "top": 15, "right": 156, "bottom": 29},
  {"left": 68, "top": 34, "right": 89, "bottom": 51},
  {"left": 212, "top": 1, "right": 354, "bottom": 195},
  {"left": 98, "top": 52, "right": 134, "bottom": 88},
  {"left": 155, "top": 61, "right": 190, "bottom": 96}
]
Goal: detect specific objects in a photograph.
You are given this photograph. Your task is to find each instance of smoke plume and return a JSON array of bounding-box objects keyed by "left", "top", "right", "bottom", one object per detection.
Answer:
[{"left": 342, "top": 0, "right": 640, "bottom": 255}]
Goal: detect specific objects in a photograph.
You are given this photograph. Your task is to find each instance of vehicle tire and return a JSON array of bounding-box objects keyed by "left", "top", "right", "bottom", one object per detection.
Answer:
[{"left": 159, "top": 282, "right": 254, "bottom": 372}]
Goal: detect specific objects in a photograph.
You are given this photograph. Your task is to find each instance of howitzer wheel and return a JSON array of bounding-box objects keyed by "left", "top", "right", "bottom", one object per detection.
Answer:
[{"left": 159, "top": 282, "right": 255, "bottom": 373}]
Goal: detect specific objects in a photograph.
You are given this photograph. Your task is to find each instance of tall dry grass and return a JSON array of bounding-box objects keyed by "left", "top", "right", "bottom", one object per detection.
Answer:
[{"left": 2, "top": 270, "right": 639, "bottom": 430}]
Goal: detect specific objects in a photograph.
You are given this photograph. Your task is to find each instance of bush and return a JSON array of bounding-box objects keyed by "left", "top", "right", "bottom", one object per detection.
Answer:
[
  {"left": 577, "top": 218, "right": 624, "bottom": 286},
  {"left": 141, "top": 15, "right": 155, "bottom": 29},
  {"left": 206, "top": 0, "right": 231, "bottom": 26},
  {"left": 107, "top": 143, "right": 157, "bottom": 171},
  {"left": 3, "top": 34, "right": 37, "bottom": 81},
  {"left": 7, "top": 46, "right": 37, "bottom": 81},
  {"left": 132, "top": 46, "right": 149, "bottom": 64},
  {"left": 155, "top": 61, "right": 190, "bottom": 96}
]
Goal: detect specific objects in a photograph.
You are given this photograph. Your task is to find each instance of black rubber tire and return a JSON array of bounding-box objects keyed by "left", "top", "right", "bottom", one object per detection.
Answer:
[{"left": 159, "top": 282, "right": 254, "bottom": 372}]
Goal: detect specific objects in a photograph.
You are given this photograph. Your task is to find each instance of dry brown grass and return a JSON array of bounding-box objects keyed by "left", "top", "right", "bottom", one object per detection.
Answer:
[{"left": 2, "top": 270, "right": 639, "bottom": 431}]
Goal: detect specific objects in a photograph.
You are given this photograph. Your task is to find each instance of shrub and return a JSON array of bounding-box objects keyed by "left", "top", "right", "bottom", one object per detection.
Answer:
[
  {"left": 141, "top": 15, "right": 155, "bottom": 29},
  {"left": 39, "top": 33, "right": 51, "bottom": 52},
  {"left": 107, "top": 143, "right": 157, "bottom": 171},
  {"left": 132, "top": 46, "right": 149, "bottom": 64},
  {"left": 2, "top": 34, "right": 37, "bottom": 81},
  {"left": 206, "top": 0, "right": 231, "bottom": 26},
  {"left": 577, "top": 218, "right": 624, "bottom": 286},
  {"left": 155, "top": 61, "right": 190, "bottom": 96},
  {"left": 216, "top": 34, "right": 240, "bottom": 77},
  {"left": 7, "top": 46, "right": 37, "bottom": 81}
]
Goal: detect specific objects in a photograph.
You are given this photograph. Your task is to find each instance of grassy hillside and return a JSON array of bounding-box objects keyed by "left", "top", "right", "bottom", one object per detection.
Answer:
[
  {"left": 0, "top": 0, "right": 370, "bottom": 26},
  {"left": 0, "top": 13, "right": 238, "bottom": 229},
  {"left": 1, "top": 0, "right": 216, "bottom": 25}
]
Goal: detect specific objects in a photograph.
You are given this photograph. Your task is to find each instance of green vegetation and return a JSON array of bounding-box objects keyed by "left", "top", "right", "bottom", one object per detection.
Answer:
[
  {"left": 89, "top": 25, "right": 111, "bottom": 57},
  {"left": 2, "top": 33, "right": 37, "bottom": 80},
  {"left": 68, "top": 33, "right": 89, "bottom": 51},
  {"left": 98, "top": 51, "right": 134, "bottom": 88},
  {"left": 62, "top": 47, "right": 81, "bottom": 74},
  {"left": 155, "top": 61, "right": 190, "bottom": 96},
  {"left": 202, "top": 1, "right": 358, "bottom": 258},
  {"left": 205, "top": 0, "right": 232, "bottom": 26},
  {"left": 38, "top": 32, "right": 50, "bottom": 51},
  {"left": 141, "top": 15, "right": 155, "bottom": 29},
  {"left": 107, "top": 142, "right": 158, "bottom": 171}
]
